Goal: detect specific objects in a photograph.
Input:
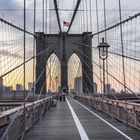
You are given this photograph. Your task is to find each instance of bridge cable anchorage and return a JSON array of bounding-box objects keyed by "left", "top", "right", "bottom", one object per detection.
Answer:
[
  {"left": 73, "top": 98, "right": 133, "bottom": 140},
  {"left": 67, "top": 0, "right": 81, "bottom": 33},
  {"left": 90, "top": 12, "right": 140, "bottom": 38},
  {"left": 2, "top": 49, "right": 58, "bottom": 139},
  {"left": 0, "top": 41, "right": 59, "bottom": 79},
  {"left": 73, "top": 46, "right": 140, "bottom": 126}
]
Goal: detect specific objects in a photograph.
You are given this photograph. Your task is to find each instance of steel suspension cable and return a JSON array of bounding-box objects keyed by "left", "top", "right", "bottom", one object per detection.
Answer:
[
  {"left": 0, "top": 41, "right": 58, "bottom": 79},
  {"left": 73, "top": 44, "right": 140, "bottom": 100},
  {"left": 119, "top": 0, "right": 127, "bottom": 93},
  {"left": 95, "top": 0, "right": 103, "bottom": 93}
]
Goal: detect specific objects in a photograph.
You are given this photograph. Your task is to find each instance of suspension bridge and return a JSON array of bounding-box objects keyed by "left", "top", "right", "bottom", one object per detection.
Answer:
[{"left": 0, "top": 0, "right": 140, "bottom": 139}]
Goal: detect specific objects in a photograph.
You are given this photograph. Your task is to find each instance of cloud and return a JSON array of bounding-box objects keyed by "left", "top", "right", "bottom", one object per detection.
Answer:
[{"left": 0, "top": 50, "right": 22, "bottom": 59}]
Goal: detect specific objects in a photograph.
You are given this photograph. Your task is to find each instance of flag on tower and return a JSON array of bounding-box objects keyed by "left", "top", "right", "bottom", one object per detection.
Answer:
[{"left": 63, "top": 21, "right": 70, "bottom": 27}]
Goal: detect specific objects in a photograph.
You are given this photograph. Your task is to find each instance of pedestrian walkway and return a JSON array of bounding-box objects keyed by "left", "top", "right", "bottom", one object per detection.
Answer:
[{"left": 24, "top": 97, "right": 140, "bottom": 140}]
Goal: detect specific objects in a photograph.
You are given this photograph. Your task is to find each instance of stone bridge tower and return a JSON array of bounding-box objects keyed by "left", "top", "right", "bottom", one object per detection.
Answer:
[{"left": 35, "top": 32, "right": 93, "bottom": 94}]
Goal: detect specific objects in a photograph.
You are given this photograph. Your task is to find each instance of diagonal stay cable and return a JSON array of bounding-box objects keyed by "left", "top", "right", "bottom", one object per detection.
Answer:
[
  {"left": 0, "top": 41, "right": 59, "bottom": 79},
  {"left": 73, "top": 43, "right": 140, "bottom": 100},
  {"left": 90, "top": 12, "right": 140, "bottom": 37},
  {"left": 0, "top": 17, "right": 34, "bottom": 36},
  {"left": 71, "top": 56, "right": 90, "bottom": 94},
  {"left": 1, "top": 45, "right": 58, "bottom": 140},
  {"left": 73, "top": 41, "right": 140, "bottom": 62},
  {"left": 73, "top": 47, "right": 140, "bottom": 126},
  {"left": 1, "top": 66, "right": 47, "bottom": 140}
]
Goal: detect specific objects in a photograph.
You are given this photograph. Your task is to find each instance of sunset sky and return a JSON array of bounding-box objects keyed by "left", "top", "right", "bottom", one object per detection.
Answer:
[{"left": 0, "top": 0, "right": 140, "bottom": 93}]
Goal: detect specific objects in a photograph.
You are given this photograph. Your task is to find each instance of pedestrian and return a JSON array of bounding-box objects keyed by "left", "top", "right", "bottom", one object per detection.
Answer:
[
  {"left": 62, "top": 92, "right": 66, "bottom": 102},
  {"left": 59, "top": 93, "right": 62, "bottom": 102}
]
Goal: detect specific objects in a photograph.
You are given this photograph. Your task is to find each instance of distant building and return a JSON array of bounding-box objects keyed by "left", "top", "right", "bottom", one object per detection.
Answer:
[
  {"left": 93, "top": 82, "right": 98, "bottom": 94},
  {"left": 105, "top": 84, "right": 111, "bottom": 94},
  {"left": 28, "top": 82, "right": 33, "bottom": 91},
  {"left": 0, "top": 78, "right": 3, "bottom": 92},
  {"left": 74, "top": 76, "right": 82, "bottom": 94},
  {"left": 16, "top": 84, "right": 23, "bottom": 91},
  {"left": 110, "top": 88, "right": 116, "bottom": 94}
]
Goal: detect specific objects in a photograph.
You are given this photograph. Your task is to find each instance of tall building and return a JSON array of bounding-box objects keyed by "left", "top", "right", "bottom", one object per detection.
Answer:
[
  {"left": 105, "top": 84, "right": 111, "bottom": 94},
  {"left": 28, "top": 82, "right": 33, "bottom": 91},
  {"left": 74, "top": 76, "right": 82, "bottom": 94},
  {"left": 16, "top": 84, "right": 23, "bottom": 91},
  {"left": 0, "top": 78, "right": 3, "bottom": 92},
  {"left": 93, "top": 82, "right": 98, "bottom": 94}
]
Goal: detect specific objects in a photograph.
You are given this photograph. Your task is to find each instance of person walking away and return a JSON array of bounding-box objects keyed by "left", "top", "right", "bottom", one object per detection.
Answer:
[
  {"left": 62, "top": 92, "right": 66, "bottom": 102},
  {"left": 59, "top": 93, "right": 62, "bottom": 102}
]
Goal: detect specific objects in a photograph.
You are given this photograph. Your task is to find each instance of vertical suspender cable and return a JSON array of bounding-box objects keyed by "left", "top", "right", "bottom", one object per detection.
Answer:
[
  {"left": 119, "top": 0, "right": 128, "bottom": 124},
  {"left": 103, "top": 0, "right": 107, "bottom": 41},
  {"left": 95, "top": 0, "right": 99, "bottom": 45},
  {"left": 33, "top": 0, "right": 36, "bottom": 99},
  {"left": 83, "top": 0, "right": 85, "bottom": 32},
  {"left": 119, "top": 0, "right": 126, "bottom": 93},
  {"left": 89, "top": 0, "right": 94, "bottom": 94},
  {"left": 23, "top": 0, "right": 26, "bottom": 130},
  {"left": 85, "top": 0, "right": 88, "bottom": 31},
  {"left": 43, "top": 0, "right": 45, "bottom": 32},
  {"left": 89, "top": 0, "right": 92, "bottom": 31},
  {"left": 81, "top": 1, "right": 83, "bottom": 32},
  {"left": 95, "top": 0, "right": 102, "bottom": 93},
  {"left": 45, "top": 0, "right": 48, "bottom": 92},
  {"left": 45, "top": 0, "right": 48, "bottom": 34},
  {"left": 49, "top": 0, "right": 51, "bottom": 33},
  {"left": 103, "top": 0, "right": 109, "bottom": 93}
]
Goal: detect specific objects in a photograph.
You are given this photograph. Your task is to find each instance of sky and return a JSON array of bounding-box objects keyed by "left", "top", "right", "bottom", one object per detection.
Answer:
[{"left": 0, "top": 0, "right": 140, "bottom": 93}]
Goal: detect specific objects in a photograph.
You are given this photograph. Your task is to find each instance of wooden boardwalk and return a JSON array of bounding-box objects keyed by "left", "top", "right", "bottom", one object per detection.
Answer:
[{"left": 24, "top": 97, "right": 140, "bottom": 140}]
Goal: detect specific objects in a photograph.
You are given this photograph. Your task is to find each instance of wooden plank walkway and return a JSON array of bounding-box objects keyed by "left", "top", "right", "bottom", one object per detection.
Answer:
[{"left": 24, "top": 97, "right": 140, "bottom": 140}]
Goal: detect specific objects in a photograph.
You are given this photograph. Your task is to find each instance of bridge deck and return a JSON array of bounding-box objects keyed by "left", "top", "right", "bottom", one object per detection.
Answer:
[{"left": 24, "top": 97, "right": 140, "bottom": 140}]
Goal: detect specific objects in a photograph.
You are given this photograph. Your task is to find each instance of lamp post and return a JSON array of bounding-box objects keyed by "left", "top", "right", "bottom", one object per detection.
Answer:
[{"left": 97, "top": 38, "right": 110, "bottom": 94}]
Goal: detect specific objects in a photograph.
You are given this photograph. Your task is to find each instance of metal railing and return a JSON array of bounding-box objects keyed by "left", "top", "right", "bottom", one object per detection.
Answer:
[
  {"left": 0, "top": 97, "right": 52, "bottom": 140},
  {"left": 75, "top": 95, "right": 140, "bottom": 130}
]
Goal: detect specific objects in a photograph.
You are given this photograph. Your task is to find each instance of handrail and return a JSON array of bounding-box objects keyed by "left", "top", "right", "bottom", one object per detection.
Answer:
[
  {"left": 76, "top": 95, "right": 140, "bottom": 130},
  {"left": 0, "top": 96, "right": 52, "bottom": 140}
]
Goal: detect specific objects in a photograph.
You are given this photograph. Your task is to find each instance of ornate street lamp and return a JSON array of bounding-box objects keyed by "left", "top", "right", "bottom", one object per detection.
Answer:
[{"left": 97, "top": 38, "right": 110, "bottom": 94}]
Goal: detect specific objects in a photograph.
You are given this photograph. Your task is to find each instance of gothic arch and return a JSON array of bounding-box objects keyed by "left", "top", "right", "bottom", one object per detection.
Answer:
[{"left": 35, "top": 32, "right": 93, "bottom": 94}]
